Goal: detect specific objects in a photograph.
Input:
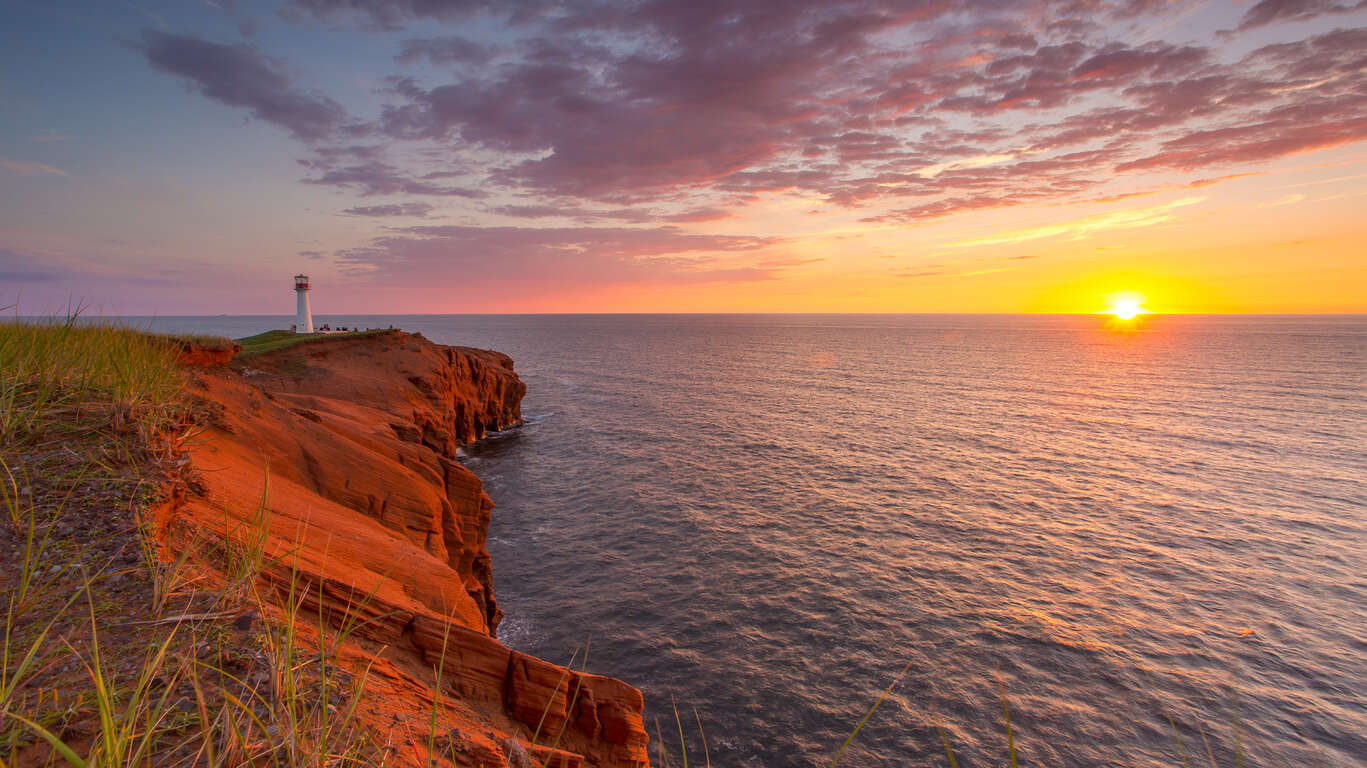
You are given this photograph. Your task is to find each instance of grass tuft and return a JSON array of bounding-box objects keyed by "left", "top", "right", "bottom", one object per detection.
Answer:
[{"left": 0, "top": 314, "right": 188, "bottom": 448}]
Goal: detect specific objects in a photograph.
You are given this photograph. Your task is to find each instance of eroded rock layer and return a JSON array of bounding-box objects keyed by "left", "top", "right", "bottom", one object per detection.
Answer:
[{"left": 155, "top": 331, "right": 649, "bottom": 768}]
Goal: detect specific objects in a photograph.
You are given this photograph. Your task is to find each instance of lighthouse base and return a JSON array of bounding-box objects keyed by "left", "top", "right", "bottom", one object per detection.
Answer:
[{"left": 296, "top": 291, "right": 314, "bottom": 333}]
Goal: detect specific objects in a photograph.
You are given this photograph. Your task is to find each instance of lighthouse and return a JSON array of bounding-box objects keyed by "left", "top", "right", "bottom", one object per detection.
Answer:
[{"left": 294, "top": 274, "right": 313, "bottom": 333}]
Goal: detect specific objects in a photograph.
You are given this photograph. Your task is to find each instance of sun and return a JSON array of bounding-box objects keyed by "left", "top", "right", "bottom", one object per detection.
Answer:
[{"left": 1104, "top": 292, "right": 1148, "bottom": 320}]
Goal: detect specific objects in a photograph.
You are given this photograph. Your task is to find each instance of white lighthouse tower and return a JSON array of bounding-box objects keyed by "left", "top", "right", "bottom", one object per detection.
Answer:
[{"left": 294, "top": 274, "right": 313, "bottom": 333}]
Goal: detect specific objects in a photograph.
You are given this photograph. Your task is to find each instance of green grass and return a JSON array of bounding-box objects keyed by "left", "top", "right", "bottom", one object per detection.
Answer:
[
  {"left": 0, "top": 316, "right": 188, "bottom": 447},
  {"left": 235, "top": 328, "right": 391, "bottom": 358}
]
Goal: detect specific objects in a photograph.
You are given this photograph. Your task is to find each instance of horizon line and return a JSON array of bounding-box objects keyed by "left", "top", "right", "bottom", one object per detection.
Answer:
[{"left": 18, "top": 311, "right": 1365, "bottom": 318}]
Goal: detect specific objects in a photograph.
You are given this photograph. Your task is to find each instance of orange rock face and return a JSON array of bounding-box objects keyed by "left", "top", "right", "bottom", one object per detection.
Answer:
[{"left": 155, "top": 331, "right": 649, "bottom": 767}]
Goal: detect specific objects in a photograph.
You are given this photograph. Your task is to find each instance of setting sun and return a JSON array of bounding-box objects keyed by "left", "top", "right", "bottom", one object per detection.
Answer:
[{"left": 1106, "top": 293, "right": 1149, "bottom": 320}]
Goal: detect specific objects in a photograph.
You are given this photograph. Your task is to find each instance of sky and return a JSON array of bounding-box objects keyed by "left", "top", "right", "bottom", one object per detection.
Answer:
[{"left": 2, "top": 0, "right": 1365, "bottom": 315}]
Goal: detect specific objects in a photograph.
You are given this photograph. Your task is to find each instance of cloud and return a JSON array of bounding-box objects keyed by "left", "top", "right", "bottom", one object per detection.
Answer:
[
  {"left": 396, "top": 37, "right": 493, "bottom": 66},
  {"left": 485, "top": 203, "right": 732, "bottom": 223},
  {"left": 0, "top": 247, "right": 181, "bottom": 292},
  {"left": 0, "top": 157, "right": 68, "bottom": 177},
  {"left": 368, "top": 4, "right": 947, "bottom": 199},
  {"left": 1231, "top": 0, "right": 1367, "bottom": 32},
  {"left": 662, "top": 207, "right": 733, "bottom": 223},
  {"left": 1115, "top": 108, "right": 1367, "bottom": 173},
  {"left": 334, "top": 225, "right": 785, "bottom": 289},
  {"left": 299, "top": 148, "right": 484, "bottom": 196},
  {"left": 1260, "top": 193, "right": 1307, "bottom": 207},
  {"left": 290, "top": 0, "right": 555, "bottom": 28},
  {"left": 948, "top": 196, "right": 1206, "bottom": 248},
  {"left": 916, "top": 153, "right": 1017, "bottom": 178},
  {"left": 0, "top": 248, "right": 66, "bottom": 282},
  {"left": 32, "top": 130, "right": 75, "bottom": 143},
  {"left": 138, "top": 30, "right": 347, "bottom": 141},
  {"left": 487, "top": 204, "right": 656, "bottom": 222},
  {"left": 341, "top": 202, "right": 435, "bottom": 217},
  {"left": 897, "top": 264, "right": 1011, "bottom": 278},
  {"left": 303, "top": 162, "right": 483, "bottom": 195}
]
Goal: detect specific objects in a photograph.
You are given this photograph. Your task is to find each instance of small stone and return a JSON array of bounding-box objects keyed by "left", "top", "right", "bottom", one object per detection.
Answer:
[{"left": 503, "top": 737, "right": 530, "bottom": 768}]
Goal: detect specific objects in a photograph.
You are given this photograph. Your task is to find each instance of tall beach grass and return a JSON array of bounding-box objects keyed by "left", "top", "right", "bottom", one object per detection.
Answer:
[{"left": 0, "top": 313, "right": 189, "bottom": 448}]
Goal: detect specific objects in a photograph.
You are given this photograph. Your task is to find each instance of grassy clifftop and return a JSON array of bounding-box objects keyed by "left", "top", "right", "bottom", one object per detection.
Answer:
[{"left": 236, "top": 328, "right": 390, "bottom": 357}]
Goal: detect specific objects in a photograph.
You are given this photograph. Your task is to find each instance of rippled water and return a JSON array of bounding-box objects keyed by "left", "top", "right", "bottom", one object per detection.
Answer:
[{"left": 142, "top": 314, "right": 1366, "bottom": 767}]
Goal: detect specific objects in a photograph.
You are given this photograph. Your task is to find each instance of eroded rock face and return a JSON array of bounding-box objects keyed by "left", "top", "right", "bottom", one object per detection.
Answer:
[
  {"left": 174, "top": 337, "right": 241, "bottom": 366},
  {"left": 155, "top": 331, "right": 649, "bottom": 767},
  {"left": 249, "top": 332, "right": 525, "bottom": 452}
]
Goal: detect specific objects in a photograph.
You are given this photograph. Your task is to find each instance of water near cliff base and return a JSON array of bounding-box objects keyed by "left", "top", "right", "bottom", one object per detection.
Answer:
[{"left": 140, "top": 314, "right": 1365, "bottom": 767}]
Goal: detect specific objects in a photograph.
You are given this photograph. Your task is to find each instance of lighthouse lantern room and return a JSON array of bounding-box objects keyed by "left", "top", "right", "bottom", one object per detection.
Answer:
[{"left": 294, "top": 274, "right": 313, "bottom": 333}]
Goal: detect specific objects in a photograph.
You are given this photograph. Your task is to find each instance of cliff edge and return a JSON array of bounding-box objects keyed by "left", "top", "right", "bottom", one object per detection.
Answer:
[{"left": 155, "top": 330, "right": 649, "bottom": 768}]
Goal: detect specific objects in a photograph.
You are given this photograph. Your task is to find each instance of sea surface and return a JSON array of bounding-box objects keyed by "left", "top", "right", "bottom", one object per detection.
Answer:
[{"left": 134, "top": 314, "right": 1366, "bottom": 767}]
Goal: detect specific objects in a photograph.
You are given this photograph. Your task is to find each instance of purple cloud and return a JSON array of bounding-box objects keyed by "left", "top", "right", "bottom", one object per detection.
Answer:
[
  {"left": 139, "top": 30, "right": 346, "bottom": 141},
  {"left": 487, "top": 204, "right": 662, "bottom": 222},
  {"left": 1232, "top": 0, "right": 1367, "bottom": 32},
  {"left": 486, "top": 203, "right": 734, "bottom": 224},
  {"left": 288, "top": 0, "right": 545, "bottom": 28},
  {"left": 396, "top": 37, "right": 494, "bottom": 66},
  {"left": 299, "top": 148, "right": 484, "bottom": 196},
  {"left": 0, "top": 247, "right": 184, "bottom": 292},
  {"left": 662, "top": 207, "right": 732, "bottom": 223},
  {"left": 342, "top": 202, "right": 435, "bottom": 217},
  {"left": 0, "top": 248, "right": 65, "bottom": 283},
  {"left": 302, "top": 162, "right": 483, "bottom": 196}
]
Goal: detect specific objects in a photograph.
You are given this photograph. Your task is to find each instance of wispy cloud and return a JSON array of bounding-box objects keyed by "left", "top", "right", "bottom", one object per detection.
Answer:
[
  {"left": 916, "top": 153, "right": 1018, "bottom": 178},
  {"left": 299, "top": 149, "right": 483, "bottom": 197},
  {"left": 0, "top": 248, "right": 67, "bottom": 282},
  {"left": 341, "top": 202, "right": 434, "bottom": 217},
  {"left": 334, "top": 225, "right": 786, "bottom": 289},
  {"left": 948, "top": 197, "right": 1206, "bottom": 249},
  {"left": 1228, "top": 0, "right": 1367, "bottom": 33},
  {"left": 1260, "top": 193, "right": 1307, "bottom": 207},
  {"left": 31, "top": 130, "right": 75, "bottom": 143},
  {"left": 0, "top": 157, "right": 68, "bottom": 177},
  {"left": 897, "top": 265, "right": 1010, "bottom": 279}
]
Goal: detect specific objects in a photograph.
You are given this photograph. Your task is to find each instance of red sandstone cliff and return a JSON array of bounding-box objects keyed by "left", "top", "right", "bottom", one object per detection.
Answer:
[{"left": 155, "top": 331, "right": 649, "bottom": 768}]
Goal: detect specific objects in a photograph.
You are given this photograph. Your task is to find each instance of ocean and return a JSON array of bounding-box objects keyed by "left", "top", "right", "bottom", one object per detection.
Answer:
[{"left": 136, "top": 314, "right": 1366, "bottom": 767}]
